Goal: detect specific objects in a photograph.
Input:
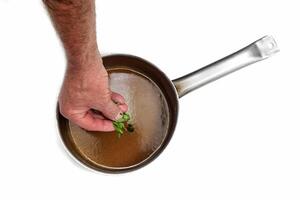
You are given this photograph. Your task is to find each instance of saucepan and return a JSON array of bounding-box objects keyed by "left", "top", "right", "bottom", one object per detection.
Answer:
[{"left": 57, "top": 36, "right": 279, "bottom": 173}]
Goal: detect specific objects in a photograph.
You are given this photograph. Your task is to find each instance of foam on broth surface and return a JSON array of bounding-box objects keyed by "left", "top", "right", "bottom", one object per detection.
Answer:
[{"left": 68, "top": 68, "right": 170, "bottom": 168}]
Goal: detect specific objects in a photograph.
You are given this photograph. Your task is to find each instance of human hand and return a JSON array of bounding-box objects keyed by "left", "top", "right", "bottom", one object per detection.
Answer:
[{"left": 59, "top": 57, "right": 128, "bottom": 132}]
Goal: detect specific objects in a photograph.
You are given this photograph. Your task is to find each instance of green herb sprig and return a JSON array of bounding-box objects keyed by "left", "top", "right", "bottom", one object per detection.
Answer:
[{"left": 113, "top": 113, "right": 134, "bottom": 138}]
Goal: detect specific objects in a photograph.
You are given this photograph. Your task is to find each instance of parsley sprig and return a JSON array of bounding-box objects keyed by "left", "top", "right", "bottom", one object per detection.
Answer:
[{"left": 113, "top": 113, "right": 134, "bottom": 138}]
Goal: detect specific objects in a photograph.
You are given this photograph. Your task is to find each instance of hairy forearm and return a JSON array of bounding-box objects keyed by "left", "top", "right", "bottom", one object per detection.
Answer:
[{"left": 43, "top": 0, "right": 99, "bottom": 65}]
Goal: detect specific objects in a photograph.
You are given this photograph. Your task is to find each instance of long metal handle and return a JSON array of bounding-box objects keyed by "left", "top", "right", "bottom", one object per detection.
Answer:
[{"left": 172, "top": 36, "right": 279, "bottom": 98}]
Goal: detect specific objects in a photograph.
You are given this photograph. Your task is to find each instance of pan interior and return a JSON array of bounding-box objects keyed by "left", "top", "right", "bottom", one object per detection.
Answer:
[{"left": 67, "top": 67, "right": 170, "bottom": 169}]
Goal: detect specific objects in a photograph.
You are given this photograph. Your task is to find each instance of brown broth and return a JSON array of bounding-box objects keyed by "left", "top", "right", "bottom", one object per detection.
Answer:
[{"left": 68, "top": 68, "right": 170, "bottom": 168}]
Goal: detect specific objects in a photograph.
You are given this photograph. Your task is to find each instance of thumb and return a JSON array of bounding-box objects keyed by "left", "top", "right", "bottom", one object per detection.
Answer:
[{"left": 101, "top": 99, "right": 122, "bottom": 121}]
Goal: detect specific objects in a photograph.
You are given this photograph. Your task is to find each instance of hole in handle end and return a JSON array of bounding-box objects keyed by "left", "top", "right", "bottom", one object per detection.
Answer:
[{"left": 254, "top": 35, "right": 280, "bottom": 58}]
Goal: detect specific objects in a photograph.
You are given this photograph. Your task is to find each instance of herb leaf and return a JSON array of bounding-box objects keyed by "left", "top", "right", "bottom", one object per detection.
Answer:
[{"left": 113, "top": 113, "right": 134, "bottom": 138}]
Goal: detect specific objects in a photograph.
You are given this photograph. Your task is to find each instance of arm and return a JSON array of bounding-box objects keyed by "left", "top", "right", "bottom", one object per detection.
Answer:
[{"left": 43, "top": 0, "right": 127, "bottom": 131}]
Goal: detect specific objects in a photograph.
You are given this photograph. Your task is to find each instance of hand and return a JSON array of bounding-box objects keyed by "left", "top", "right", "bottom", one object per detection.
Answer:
[{"left": 59, "top": 57, "right": 128, "bottom": 132}]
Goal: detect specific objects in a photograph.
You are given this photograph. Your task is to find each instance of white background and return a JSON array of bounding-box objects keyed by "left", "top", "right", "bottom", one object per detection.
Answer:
[{"left": 0, "top": 0, "right": 299, "bottom": 199}]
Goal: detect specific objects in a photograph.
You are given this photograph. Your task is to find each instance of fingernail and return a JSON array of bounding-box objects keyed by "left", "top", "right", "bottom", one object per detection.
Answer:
[
  {"left": 113, "top": 100, "right": 120, "bottom": 105},
  {"left": 115, "top": 112, "right": 123, "bottom": 121}
]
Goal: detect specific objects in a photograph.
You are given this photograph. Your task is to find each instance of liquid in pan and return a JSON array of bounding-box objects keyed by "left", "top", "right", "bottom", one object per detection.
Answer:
[{"left": 68, "top": 68, "right": 170, "bottom": 168}]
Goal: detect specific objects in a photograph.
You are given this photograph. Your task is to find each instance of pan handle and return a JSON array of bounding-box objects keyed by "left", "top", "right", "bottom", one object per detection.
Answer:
[{"left": 172, "top": 35, "right": 279, "bottom": 98}]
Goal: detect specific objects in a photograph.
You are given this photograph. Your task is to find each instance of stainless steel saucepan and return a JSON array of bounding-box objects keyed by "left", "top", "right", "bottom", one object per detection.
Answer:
[{"left": 57, "top": 36, "right": 279, "bottom": 173}]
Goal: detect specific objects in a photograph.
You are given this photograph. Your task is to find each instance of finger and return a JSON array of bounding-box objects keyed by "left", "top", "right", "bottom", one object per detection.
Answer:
[
  {"left": 91, "top": 104, "right": 127, "bottom": 119},
  {"left": 71, "top": 112, "right": 114, "bottom": 132},
  {"left": 118, "top": 104, "right": 128, "bottom": 113},
  {"left": 100, "top": 100, "right": 122, "bottom": 121},
  {"left": 111, "top": 92, "right": 126, "bottom": 104}
]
